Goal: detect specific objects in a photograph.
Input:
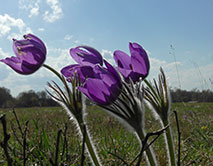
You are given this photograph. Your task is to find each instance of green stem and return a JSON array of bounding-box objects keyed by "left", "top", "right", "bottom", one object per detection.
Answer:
[
  {"left": 78, "top": 120, "right": 101, "bottom": 166},
  {"left": 163, "top": 119, "right": 176, "bottom": 166},
  {"left": 43, "top": 64, "right": 64, "bottom": 82},
  {"left": 137, "top": 131, "right": 157, "bottom": 166},
  {"left": 43, "top": 64, "right": 101, "bottom": 166}
]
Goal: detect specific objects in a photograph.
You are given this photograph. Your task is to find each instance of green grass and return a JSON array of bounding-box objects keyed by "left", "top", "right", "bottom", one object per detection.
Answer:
[{"left": 0, "top": 103, "right": 212, "bottom": 165}]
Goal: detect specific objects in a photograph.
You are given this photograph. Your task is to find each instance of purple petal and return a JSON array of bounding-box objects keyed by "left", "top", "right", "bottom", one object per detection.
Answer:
[
  {"left": 75, "top": 62, "right": 122, "bottom": 105},
  {"left": 78, "top": 86, "right": 92, "bottom": 100},
  {"left": 70, "top": 46, "right": 103, "bottom": 66},
  {"left": 61, "top": 64, "right": 95, "bottom": 82},
  {"left": 3, "top": 34, "right": 47, "bottom": 75},
  {"left": 113, "top": 50, "right": 131, "bottom": 69},
  {"left": 81, "top": 78, "right": 110, "bottom": 105},
  {"left": 104, "top": 60, "right": 122, "bottom": 88},
  {"left": 61, "top": 64, "right": 80, "bottom": 81},
  {"left": 24, "top": 34, "right": 46, "bottom": 55},
  {"left": 129, "top": 42, "right": 150, "bottom": 76},
  {"left": 92, "top": 63, "right": 118, "bottom": 89},
  {"left": 128, "top": 72, "right": 143, "bottom": 83},
  {"left": 116, "top": 67, "right": 132, "bottom": 78},
  {"left": 131, "top": 56, "right": 148, "bottom": 76},
  {"left": 80, "top": 46, "right": 103, "bottom": 65},
  {"left": 79, "top": 65, "right": 96, "bottom": 79},
  {"left": 0, "top": 57, "right": 36, "bottom": 75}
]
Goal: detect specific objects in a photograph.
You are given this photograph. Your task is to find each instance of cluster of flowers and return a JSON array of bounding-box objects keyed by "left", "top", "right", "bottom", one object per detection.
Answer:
[
  {"left": 0, "top": 34, "right": 176, "bottom": 166},
  {"left": 1, "top": 34, "right": 149, "bottom": 105}
]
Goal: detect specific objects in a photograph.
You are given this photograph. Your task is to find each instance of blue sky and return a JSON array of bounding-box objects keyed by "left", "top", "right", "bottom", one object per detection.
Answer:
[{"left": 0, "top": 0, "right": 213, "bottom": 96}]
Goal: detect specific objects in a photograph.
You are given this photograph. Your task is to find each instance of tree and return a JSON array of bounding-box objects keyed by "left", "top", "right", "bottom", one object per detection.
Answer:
[
  {"left": 0, "top": 87, "right": 14, "bottom": 108},
  {"left": 15, "top": 90, "right": 39, "bottom": 107}
]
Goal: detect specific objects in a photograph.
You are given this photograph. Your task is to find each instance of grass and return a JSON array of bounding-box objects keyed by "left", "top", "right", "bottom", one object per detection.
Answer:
[{"left": 0, "top": 102, "right": 212, "bottom": 165}]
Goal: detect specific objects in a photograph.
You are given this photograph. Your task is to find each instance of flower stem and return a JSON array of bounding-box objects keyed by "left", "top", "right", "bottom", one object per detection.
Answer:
[
  {"left": 137, "top": 130, "right": 157, "bottom": 166},
  {"left": 43, "top": 64, "right": 101, "bottom": 166},
  {"left": 78, "top": 120, "right": 101, "bottom": 166},
  {"left": 163, "top": 119, "right": 176, "bottom": 166},
  {"left": 43, "top": 64, "right": 64, "bottom": 82}
]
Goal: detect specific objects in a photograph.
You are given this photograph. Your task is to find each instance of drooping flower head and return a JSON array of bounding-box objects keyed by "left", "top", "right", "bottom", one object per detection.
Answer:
[
  {"left": 62, "top": 60, "right": 122, "bottom": 105},
  {"left": 61, "top": 45, "right": 122, "bottom": 105},
  {"left": 113, "top": 42, "right": 150, "bottom": 83},
  {"left": 0, "top": 34, "right": 46, "bottom": 75}
]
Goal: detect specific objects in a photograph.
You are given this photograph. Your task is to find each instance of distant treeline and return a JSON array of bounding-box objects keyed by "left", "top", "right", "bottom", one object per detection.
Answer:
[
  {"left": 0, "top": 87, "right": 58, "bottom": 108},
  {"left": 0, "top": 87, "right": 213, "bottom": 108},
  {"left": 170, "top": 88, "right": 213, "bottom": 102}
]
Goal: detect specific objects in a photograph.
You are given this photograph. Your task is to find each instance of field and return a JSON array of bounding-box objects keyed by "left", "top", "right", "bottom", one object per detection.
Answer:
[{"left": 0, "top": 103, "right": 213, "bottom": 165}]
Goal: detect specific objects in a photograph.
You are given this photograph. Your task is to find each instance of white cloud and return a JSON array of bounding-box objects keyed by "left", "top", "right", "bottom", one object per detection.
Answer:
[
  {"left": 29, "top": 5, "right": 39, "bottom": 17},
  {"left": 102, "top": 49, "right": 113, "bottom": 58},
  {"left": 0, "top": 48, "right": 11, "bottom": 80},
  {"left": 46, "top": 48, "right": 74, "bottom": 70},
  {"left": 19, "top": 0, "right": 40, "bottom": 18},
  {"left": 43, "top": 0, "right": 63, "bottom": 23},
  {"left": 179, "top": 63, "right": 213, "bottom": 90},
  {"left": 7, "top": 27, "right": 32, "bottom": 41},
  {"left": 0, "top": 48, "right": 11, "bottom": 59},
  {"left": 38, "top": 28, "right": 45, "bottom": 32},
  {"left": 149, "top": 57, "right": 182, "bottom": 72},
  {"left": 33, "top": 47, "right": 74, "bottom": 79},
  {"left": 19, "top": 0, "right": 63, "bottom": 22},
  {"left": 148, "top": 57, "right": 182, "bottom": 88},
  {"left": 101, "top": 49, "right": 115, "bottom": 65},
  {"left": 0, "top": 14, "right": 25, "bottom": 36},
  {"left": 64, "top": 34, "right": 72, "bottom": 40},
  {"left": 74, "top": 40, "right": 80, "bottom": 44},
  {"left": 147, "top": 57, "right": 213, "bottom": 91},
  {"left": 0, "top": 14, "right": 32, "bottom": 40},
  {"left": 0, "top": 71, "right": 29, "bottom": 95}
]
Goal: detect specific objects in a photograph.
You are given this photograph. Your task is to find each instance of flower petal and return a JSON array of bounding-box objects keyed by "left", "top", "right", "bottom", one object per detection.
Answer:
[
  {"left": 82, "top": 78, "right": 110, "bottom": 105},
  {"left": 129, "top": 42, "right": 150, "bottom": 76},
  {"left": 0, "top": 57, "right": 36, "bottom": 74},
  {"left": 61, "top": 64, "right": 80, "bottom": 81},
  {"left": 113, "top": 50, "right": 131, "bottom": 69},
  {"left": 61, "top": 64, "right": 95, "bottom": 82},
  {"left": 104, "top": 60, "right": 122, "bottom": 88},
  {"left": 24, "top": 34, "right": 46, "bottom": 55},
  {"left": 70, "top": 46, "right": 103, "bottom": 66},
  {"left": 116, "top": 67, "right": 132, "bottom": 78}
]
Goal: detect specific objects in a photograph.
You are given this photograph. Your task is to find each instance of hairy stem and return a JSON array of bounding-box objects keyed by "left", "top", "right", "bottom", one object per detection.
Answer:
[
  {"left": 137, "top": 130, "right": 158, "bottom": 166},
  {"left": 78, "top": 119, "right": 101, "bottom": 166},
  {"left": 43, "top": 64, "right": 101, "bottom": 165},
  {"left": 163, "top": 119, "right": 176, "bottom": 166}
]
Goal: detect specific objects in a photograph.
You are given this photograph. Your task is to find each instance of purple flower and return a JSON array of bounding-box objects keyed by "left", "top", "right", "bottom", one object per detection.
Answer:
[
  {"left": 70, "top": 46, "right": 103, "bottom": 66},
  {"left": 61, "top": 60, "right": 122, "bottom": 105},
  {"left": 113, "top": 42, "right": 150, "bottom": 83},
  {"left": 0, "top": 34, "right": 46, "bottom": 75}
]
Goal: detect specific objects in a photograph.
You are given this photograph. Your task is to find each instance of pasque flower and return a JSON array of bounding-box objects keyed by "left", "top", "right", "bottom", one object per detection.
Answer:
[
  {"left": 62, "top": 61, "right": 122, "bottom": 105},
  {"left": 113, "top": 42, "right": 150, "bottom": 83},
  {"left": 61, "top": 45, "right": 122, "bottom": 105},
  {"left": 0, "top": 34, "right": 46, "bottom": 75}
]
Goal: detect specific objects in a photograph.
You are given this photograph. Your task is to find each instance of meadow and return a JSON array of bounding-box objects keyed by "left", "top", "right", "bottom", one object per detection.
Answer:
[{"left": 0, "top": 103, "right": 212, "bottom": 165}]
